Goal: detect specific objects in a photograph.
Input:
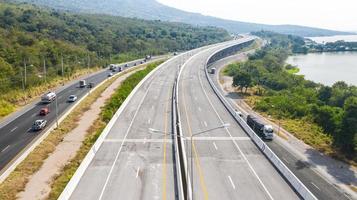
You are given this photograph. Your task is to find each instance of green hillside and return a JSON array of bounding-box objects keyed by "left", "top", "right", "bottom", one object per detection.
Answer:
[
  {"left": 0, "top": 1, "right": 230, "bottom": 116},
  {"left": 14, "top": 0, "right": 352, "bottom": 37}
]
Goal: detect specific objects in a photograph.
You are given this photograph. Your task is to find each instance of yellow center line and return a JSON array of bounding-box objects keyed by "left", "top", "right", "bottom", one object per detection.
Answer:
[
  {"left": 182, "top": 76, "right": 209, "bottom": 200},
  {"left": 162, "top": 87, "right": 171, "bottom": 200}
]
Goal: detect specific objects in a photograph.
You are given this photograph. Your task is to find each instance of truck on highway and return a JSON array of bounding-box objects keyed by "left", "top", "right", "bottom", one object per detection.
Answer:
[
  {"left": 41, "top": 92, "right": 56, "bottom": 103},
  {"left": 79, "top": 80, "right": 86, "bottom": 88},
  {"left": 211, "top": 67, "right": 216, "bottom": 74},
  {"left": 247, "top": 114, "right": 274, "bottom": 140}
]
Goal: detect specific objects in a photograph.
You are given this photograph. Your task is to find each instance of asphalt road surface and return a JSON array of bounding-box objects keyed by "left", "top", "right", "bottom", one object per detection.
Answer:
[
  {"left": 177, "top": 40, "right": 299, "bottom": 200},
  {"left": 208, "top": 53, "right": 352, "bottom": 200},
  {"left": 0, "top": 58, "right": 159, "bottom": 174},
  {"left": 68, "top": 52, "right": 190, "bottom": 200}
]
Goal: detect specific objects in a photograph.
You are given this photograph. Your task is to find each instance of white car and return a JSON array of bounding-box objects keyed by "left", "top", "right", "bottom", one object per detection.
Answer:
[
  {"left": 108, "top": 72, "right": 113, "bottom": 77},
  {"left": 235, "top": 110, "right": 243, "bottom": 117},
  {"left": 32, "top": 119, "right": 47, "bottom": 131},
  {"left": 67, "top": 95, "right": 77, "bottom": 102}
]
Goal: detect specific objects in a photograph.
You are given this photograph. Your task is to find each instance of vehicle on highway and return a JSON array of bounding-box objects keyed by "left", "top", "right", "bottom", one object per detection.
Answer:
[
  {"left": 118, "top": 66, "right": 123, "bottom": 72},
  {"left": 174, "top": 52, "right": 178, "bottom": 56},
  {"left": 247, "top": 114, "right": 274, "bottom": 140},
  {"left": 125, "top": 64, "right": 129, "bottom": 68},
  {"left": 32, "top": 119, "right": 47, "bottom": 131},
  {"left": 87, "top": 82, "right": 94, "bottom": 88},
  {"left": 146, "top": 55, "right": 151, "bottom": 60},
  {"left": 67, "top": 95, "right": 78, "bottom": 102},
  {"left": 39, "top": 107, "right": 50, "bottom": 116},
  {"left": 235, "top": 110, "right": 243, "bottom": 117},
  {"left": 41, "top": 92, "right": 56, "bottom": 103},
  {"left": 211, "top": 67, "right": 216, "bottom": 74},
  {"left": 140, "top": 61, "right": 144, "bottom": 64},
  {"left": 79, "top": 80, "right": 86, "bottom": 88},
  {"left": 108, "top": 72, "right": 113, "bottom": 77},
  {"left": 109, "top": 64, "right": 117, "bottom": 71}
]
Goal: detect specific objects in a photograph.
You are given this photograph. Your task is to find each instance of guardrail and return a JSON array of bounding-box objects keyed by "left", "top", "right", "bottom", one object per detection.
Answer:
[
  {"left": 204, "top": 40, "right": 318, "bottom": 200},
  {"left": 174, "top": 52, "right": 193, "bottom": 200}
]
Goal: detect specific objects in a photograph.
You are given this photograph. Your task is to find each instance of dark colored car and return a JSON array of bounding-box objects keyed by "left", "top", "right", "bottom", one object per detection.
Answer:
[{"left": 87, "top": 82, "right": 94, "bottom": 88}]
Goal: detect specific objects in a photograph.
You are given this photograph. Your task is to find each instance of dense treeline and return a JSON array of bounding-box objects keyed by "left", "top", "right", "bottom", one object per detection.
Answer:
[
  {"left": 0, "top": 2, "right": 229, "bottom": 116},
  {"left": 226, "top": 31, "right": 356, "bottom": 160}
]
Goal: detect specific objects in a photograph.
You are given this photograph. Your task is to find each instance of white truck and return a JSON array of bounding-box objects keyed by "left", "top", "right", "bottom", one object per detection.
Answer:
[
  {"left": 79, "top": 80, "right": 86, "bottom": 88},
  {"left": 41, "top": 92, "right": 56, "bottom": 103},
  {"left": 247, "top": 114, "right": 274, "bottom": 140}
]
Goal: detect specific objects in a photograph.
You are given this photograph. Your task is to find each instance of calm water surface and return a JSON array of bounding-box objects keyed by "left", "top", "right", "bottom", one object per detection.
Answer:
[
  {"left": 307, "top": 35, "right": 357, "bottom": 43},
  {"left": 286, "top": 51, "right": 357, "bottom": 86}
]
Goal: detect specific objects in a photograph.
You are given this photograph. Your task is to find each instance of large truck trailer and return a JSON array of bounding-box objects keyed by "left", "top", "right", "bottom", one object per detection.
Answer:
[{"left": 247, "top": 114, "right": 274, "bottom": 140}]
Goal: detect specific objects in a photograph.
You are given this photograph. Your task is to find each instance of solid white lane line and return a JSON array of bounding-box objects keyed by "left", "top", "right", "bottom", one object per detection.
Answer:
[
  {"left": 10, "top": 127, "right": 18, "bottom": 132},
  {"left": 136, "top": 167, "right": 140, "bottom": 178},
  {"left": 228, "top": 176, "right": 236, "bottom": 189},
  {"left": 213, "top": 142, "right": 218, "bottom": 150},
  {"left": 198, "top": 66, "right": 274, "bottom": 200},
  {"left": 282, "top": 157, "right": 289, "bottom": 164},
  {"left": 203, "top": 121, "right": 208, "bottom": 127},
  {"left": 311, "top": 182, "right": 320, "bottom": 190},
  {"left": 143, "top": 138, "right": 147, "bottom": 144},
  {"left": 31, "top": 113, "right": 37, "bottom": 117},
  {"left": 1, "top": 145, "right": 10, "bottom": 153},
  {"left": 98, "top": 73, "right": 157, "bottom": 200},
  {"left": 148, "top": 118, "right": 151, "bottom": 124},
  {"left": 198, "top": 107, "right": 202, "bottom": 112}
]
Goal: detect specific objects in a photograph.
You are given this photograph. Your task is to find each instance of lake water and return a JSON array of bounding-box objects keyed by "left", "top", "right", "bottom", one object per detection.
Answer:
[
  {"left": 308, "top": 35, "right": 357, "bottom": 44},
  {"left": 286, "top": 51, "right": 357, "bottom": 86}
]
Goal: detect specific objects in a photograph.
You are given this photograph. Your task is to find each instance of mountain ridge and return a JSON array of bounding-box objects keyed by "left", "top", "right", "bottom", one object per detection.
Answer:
[{"left": 13, "top": 0, "right": 351, "bottom": 37}]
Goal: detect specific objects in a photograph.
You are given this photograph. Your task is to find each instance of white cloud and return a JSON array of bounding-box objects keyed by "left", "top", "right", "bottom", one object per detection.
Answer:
[{"left": 157, "top": 0, "right": 357, "bottom": 31}]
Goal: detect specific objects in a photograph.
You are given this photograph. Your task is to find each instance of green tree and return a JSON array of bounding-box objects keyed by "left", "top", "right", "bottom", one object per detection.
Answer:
[
  {"left": 233, "top": 71, "right": 253, "bottom": 93},
  {"left": 338, "top": 97, "right": 357, "bottom": 155}
]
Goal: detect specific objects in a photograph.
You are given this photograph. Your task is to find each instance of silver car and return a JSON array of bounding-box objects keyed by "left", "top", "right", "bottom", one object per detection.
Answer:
[
  {"left": 32, "top": 119, "right": 47, "bottom": 131},
  {"left": 68, "top": 95, "right": 77, "bottom": 102}
]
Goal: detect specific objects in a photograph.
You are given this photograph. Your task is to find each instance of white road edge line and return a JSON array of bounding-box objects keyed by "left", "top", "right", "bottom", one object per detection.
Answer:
[
  {"left": 228, "top": 175, "right": 236, "bottom": 189},
  {"left": 212, "top": 142, "right": 218, "bottom": 150},
  {"left": 136, "top": 167, "right": 140, "bottom": 178},
  {"left": 98, "top": 62, "right": 165, "bottom": 200},
  {"left": 198, "top": 63, "right": 275, "bottom": 200},
  {"left": 203, "top": 121, "right": 208, "bottom": 127},
  {"left": 311, "top": 182, "right": 320, "bottom": 191}
]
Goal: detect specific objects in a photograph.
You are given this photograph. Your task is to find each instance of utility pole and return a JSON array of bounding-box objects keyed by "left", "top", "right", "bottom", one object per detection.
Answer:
[
  {"left": 87, "top": 54, "right": 90, "bottom": 70},
  {"left": 43, "top": 58, "right": 47, "bottom": 83},
  {"left": 61, "top": 53, "right": 64, "bottom": 77},
  {"left": 23, "top": 59, "right": 27, "bottom": 86}
]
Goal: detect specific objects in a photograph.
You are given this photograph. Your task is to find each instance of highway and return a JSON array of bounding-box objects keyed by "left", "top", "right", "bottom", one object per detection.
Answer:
[
  {"left": 209, "top": 54, "right": 352, "bottom": 200},
  {"left": 0, "top": 57, "right": 159, "bottom": 175},
  {"left": 67, "top": 51, "right": 190, "bottom": 200},
  {"left": 177, "top": 40, "right": 299, "bottom": 199}
]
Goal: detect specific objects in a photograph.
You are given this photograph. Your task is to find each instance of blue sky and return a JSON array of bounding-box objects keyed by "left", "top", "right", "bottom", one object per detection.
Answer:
[{"left": 157, "top": 0, "right": 357, "bottom": 31}]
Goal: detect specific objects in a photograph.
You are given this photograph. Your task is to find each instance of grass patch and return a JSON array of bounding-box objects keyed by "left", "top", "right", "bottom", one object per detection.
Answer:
[
  {"left": 286, "top": 67, "right": 300, "bottom": 74},
  {"left": 47, "top": 61, "right": 163, "bottom": 199},
  {"left": 0, "top": 60, "right": 163, "bottom": 199}
]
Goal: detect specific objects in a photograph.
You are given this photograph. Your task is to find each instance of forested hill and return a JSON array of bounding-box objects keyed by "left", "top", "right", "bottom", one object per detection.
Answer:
[
  {"left": 13, "top": 0, "right": 351, "bottom": 37},
  {"left": 0, "top": 1, "right": 229, "bottom": 116}
]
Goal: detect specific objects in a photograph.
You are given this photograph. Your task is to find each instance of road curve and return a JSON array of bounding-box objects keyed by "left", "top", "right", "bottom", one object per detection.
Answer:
[
  {"left": 209, "top": 53, "right": 353, "bottom": 200},
  {"left": 177, "top": 39, "right": 300, "bottom": 199}
]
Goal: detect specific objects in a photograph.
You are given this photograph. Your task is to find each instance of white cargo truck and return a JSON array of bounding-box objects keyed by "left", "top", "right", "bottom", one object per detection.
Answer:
[{"left": 41, "top": 92, "right": 56, "bottom": 103}]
